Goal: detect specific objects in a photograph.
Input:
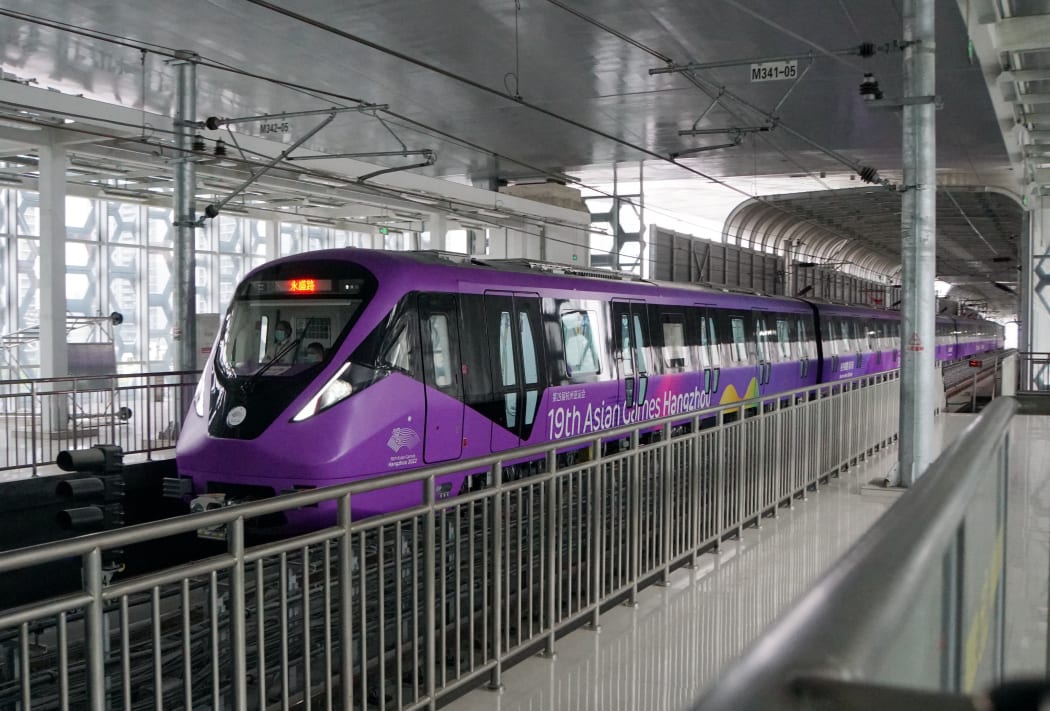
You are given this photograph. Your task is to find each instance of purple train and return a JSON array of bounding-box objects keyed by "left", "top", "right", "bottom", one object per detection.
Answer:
[{"left": 175, "top": 249, "right": 1003, "bottom": 523}]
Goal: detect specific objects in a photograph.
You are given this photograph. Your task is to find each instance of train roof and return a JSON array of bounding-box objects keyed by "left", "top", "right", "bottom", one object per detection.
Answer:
[{"left": 251, "top": 248, "right": 987, "bottom": 321}]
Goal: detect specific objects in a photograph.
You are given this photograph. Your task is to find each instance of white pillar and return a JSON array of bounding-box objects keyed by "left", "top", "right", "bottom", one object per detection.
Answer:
[
  {"left": 429, "top": 213, "right": 447, "bottom": 251},
  {"left": 897, "top": 0, "right": 937, "bottom": 487},
  {"left": 38, "top": 140, "right": 68, "bottom": 380},
  {"left": 39, "top": 138, "right": 69, "bottom": 435}
]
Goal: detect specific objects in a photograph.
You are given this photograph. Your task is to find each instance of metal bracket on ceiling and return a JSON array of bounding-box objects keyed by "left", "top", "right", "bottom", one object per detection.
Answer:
[
  {"left": 191, "top": 103, "right": 388, "bottom": 132},
  {"left": 866, "top": 95, "right": 943, "bottom": 110},
  {"left": 200, "top": 112, "right": 337, "bottom": 222}
]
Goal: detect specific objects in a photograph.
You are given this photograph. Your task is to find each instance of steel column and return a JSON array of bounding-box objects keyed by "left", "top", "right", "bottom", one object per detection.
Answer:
[
  {"left": 898, "top": 0, "right": 938, "bottom": 486},
  {"left": 173, "top": 51, "right": 199, "bottom": 377}
]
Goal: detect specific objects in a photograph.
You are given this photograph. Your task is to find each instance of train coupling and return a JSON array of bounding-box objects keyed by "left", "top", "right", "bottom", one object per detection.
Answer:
[{"left": 190, "top": 493, "right": 231, "bottom": 540}]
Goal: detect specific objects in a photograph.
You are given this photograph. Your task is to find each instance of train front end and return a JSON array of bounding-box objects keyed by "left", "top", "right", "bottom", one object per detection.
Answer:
[{"left": 175, "top": 253, "right": 424, "bottom": 531}]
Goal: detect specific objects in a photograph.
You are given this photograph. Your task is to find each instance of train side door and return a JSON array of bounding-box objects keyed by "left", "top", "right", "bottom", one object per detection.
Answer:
[
  {"left": 484, "top": 292, "right": 546, "bottom": 450},
  {"left": 418, "top": 293, "right": 464, "bottom": 463},
  {"left": 611, "top": 300, "right": 651, "bottom": 412}
]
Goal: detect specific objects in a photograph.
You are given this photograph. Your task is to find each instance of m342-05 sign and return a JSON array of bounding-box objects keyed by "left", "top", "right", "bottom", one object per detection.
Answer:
[{"left": 750, "top": 60, "right": 798, "bottom": 82}]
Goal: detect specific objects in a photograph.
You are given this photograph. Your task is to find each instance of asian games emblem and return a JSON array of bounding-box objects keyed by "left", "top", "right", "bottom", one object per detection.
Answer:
[{"left": 387, "top": 427, "right": 420, "bottom": 453}]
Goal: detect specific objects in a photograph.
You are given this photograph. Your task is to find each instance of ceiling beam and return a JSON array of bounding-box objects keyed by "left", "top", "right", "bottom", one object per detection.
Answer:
[{"left": 986, "top": 14, "right": 1050, "bottom": 53}]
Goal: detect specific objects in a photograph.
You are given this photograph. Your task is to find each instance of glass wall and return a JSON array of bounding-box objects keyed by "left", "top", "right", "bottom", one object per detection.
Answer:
[{"left": 0, "top": 189, "right": 399, "bottom": 375}]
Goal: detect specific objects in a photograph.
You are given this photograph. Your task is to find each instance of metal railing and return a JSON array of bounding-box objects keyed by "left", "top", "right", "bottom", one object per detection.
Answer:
[
  {"left": 691, "top": 391, "right": 1050, "bottom": 711},
  {"left": 1018, "top": 351, "right": 1050, "bottom": 391},
  {"left": 0, "top": 370, "right": 198, "bottom": 476},
  {"left": 0, "top": 370, "right": 900, "bottom": 711}
]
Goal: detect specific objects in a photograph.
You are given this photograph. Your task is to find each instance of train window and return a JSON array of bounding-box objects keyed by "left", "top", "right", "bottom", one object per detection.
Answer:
[
  {"left": 661, "top": 314, "right": 687, "bottom": 371},
  {"left": 427, "top": 314, "right": 453, "bottom": 388},
  {"left": 775, "top": 319, "right": 792, "bottom": 359},
  {"left": 838, "top": 320, "right": 853, "bottom": 353},
  {"left": 730, "top": 317, "right": 748, "bottom": 362},
  {"left": 520, "top": 312, "right": 539, "bottom": 426},
  {"left": 498, "top": 311, "right": 517, "bottom": 428},
  {"left": 561, "top": 310, "right": 600, "bottom": 376}
]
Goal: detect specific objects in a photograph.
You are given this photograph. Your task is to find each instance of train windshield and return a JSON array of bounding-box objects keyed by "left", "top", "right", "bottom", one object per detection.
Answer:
[
  {"left": 215, "top": 263, "right": 376, "bottom": 381},
  {"left": 219, "top": 298, "right": 365, "bottom": 377}
]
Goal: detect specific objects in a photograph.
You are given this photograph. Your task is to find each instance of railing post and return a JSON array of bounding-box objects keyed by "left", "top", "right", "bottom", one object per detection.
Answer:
[
  {"left": 338, "top": 493, "right": 353, "bottom": 709},
  {"left": 661, "top": 422, "right": 672, "bottom": 583},
  {"left": 627, "top": 431, "right": 640, "bottom": 606},
  {"left": 424, "top": 476, "right": 439, "bottom": 706},
  {"left": 84, "top": 546, "right": 105, "bottom": 711},
  {"left": 544, "top": 449, "right": 557, "bottom": 657},
  {"left": 591, "top": 439, "right": 604, "bottom": 628},
  {"left": 714, "top": 411, "right": 726, "bottom": 549},
  {"left": 489, "top": 462, "right": 504, "bottom": 690},
  {"left": 145, "top": 377, "right": 153, "bottom": 461},
  {"left": 228, "top": 516, "right": 248, "bottom": 710},
  {"left": 690, "top": 415, "right": 702, "bottom": 566},
  {"left": 30, "top": 381, "right": 37, "bottom": 477}
]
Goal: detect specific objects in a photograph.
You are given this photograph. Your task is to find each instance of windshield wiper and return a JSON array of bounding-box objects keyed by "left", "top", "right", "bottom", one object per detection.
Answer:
[{"left": 246, "top": 318, "right": 317, "bottom": 389}]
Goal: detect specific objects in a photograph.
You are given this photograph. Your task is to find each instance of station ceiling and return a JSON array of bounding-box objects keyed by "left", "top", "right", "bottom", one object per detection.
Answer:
[{"left": 0, "top": 0, "right": 1047, "bottom": 317}]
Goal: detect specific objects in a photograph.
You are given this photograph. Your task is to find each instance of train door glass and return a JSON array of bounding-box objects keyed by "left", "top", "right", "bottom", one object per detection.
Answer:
[
  {"left": 698, "top": 312, "right": 721, "bottom": 392},
  {"left": 612, "top": 301, "right": 650, "bottom": 408},
  {"left": 753, "top": 313, "right": 773, "bottom": 386},
  {"left": 419, "top": 293, "right": 464, "bottom": 463},
  {"left": 484, "top": 292, "right": 544, "bottom": 447}
]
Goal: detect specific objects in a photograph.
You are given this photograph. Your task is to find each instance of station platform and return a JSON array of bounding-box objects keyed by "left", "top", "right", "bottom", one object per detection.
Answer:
[{"left": 447, "top": 412, "right": 1046, "bottom": 710}]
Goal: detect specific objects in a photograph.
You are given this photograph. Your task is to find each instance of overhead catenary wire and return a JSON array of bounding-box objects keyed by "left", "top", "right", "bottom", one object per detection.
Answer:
[{"left": 0, "top": 6, "right": 885, "bottom": 264}]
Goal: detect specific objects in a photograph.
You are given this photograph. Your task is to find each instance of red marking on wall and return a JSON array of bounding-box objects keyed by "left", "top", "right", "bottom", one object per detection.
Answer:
[{"left": 907, "top": 332, "right": 924, "bottom": 352}]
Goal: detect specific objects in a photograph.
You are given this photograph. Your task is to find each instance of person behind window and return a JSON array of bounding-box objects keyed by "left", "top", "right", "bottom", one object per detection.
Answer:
[
  {"left": 305, "top": 341, "right": 325, "bottom": 364},
  {"left": 267, "top": 320, "right": 293, "bottom": 361}
]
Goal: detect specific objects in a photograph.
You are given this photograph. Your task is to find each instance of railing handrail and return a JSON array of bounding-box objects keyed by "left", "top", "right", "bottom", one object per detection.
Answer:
[
  {"left": 692, "top": 394, "right": 1019, "bottom": 711},
  {"left": 0, "top": 369, "right": 201, "bottom": 388},
  {"left": 0, "top": 371, "right": 895, "bottom": 575}
]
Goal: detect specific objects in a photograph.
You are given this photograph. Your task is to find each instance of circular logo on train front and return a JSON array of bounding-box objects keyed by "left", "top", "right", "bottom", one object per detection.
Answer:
[{"left": 226, "top": 406, "right": 247, "bottom": 427}]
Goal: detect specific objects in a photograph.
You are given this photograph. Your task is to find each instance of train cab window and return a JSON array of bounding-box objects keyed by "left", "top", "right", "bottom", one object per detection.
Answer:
[
  {"left": 730, "top": 317, "right": 748, "bottom": 362},
  {"left": 427, "top": 314, "right": 453, "bottom": 388},
  {"left": 775, "top": 319, "right": 793, "bottom": 359},
  {"left": 498, "top": 311, "right": 518, "bottom": 427},
  {"left": 560, "top": 309, "right": 600, "bottom": 376},
  {"left": 661, "top": 314, "right": 687, "bottom": 371},
  {"left": 519, "top": 312, "right": 539, "bottom": 426}
]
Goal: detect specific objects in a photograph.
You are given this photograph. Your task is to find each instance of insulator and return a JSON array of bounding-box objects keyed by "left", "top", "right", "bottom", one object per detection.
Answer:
[
  {"left": 214, "top": 139, "right": 227, "bottom": 157},
  {"left": 192, "top": 134, "right": 206, "bottom": 152},
  {"left": 858, "top": 166, "right": 880, "bottom": 184},
  {"left": 858, "top": 41, "right": 876, "bottom": 58}
]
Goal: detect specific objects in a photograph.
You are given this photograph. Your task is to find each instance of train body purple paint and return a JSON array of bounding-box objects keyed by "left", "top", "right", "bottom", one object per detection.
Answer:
[{"left": 175, "top": 249, "right": 1004, "bottom": 525}]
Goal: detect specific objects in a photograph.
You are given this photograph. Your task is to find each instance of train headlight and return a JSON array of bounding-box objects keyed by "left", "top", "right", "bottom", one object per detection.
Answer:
[
  {"left": 193, "top": 374, "right": 208, "bottom": 417},
  {"left": 292, "top": 363, "right": 354, "bottom": 422}
]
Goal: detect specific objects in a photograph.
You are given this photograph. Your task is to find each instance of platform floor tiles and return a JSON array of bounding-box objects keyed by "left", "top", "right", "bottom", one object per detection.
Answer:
[{"left": 446, "top": 415, "right": 982, "bottom": 711}]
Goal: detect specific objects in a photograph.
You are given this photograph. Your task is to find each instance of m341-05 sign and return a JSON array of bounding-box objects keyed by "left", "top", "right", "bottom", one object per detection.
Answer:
[{"left": 750, "top": 60, "right": 798, "bottom": 82}]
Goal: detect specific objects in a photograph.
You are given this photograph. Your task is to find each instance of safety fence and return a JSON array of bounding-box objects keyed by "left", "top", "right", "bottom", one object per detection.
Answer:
[
  {"left": 1018, "top": 351, "right": 1050, "bottom": 391},
  {"left": 690, "top": 392, "right": 1050, "bottom": 711},
  {"left": 0, "top": 370, "right": 900, "bottom": 711},
  {"left": 0, "top": 371, "right": 198, "bottom": 476}
]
